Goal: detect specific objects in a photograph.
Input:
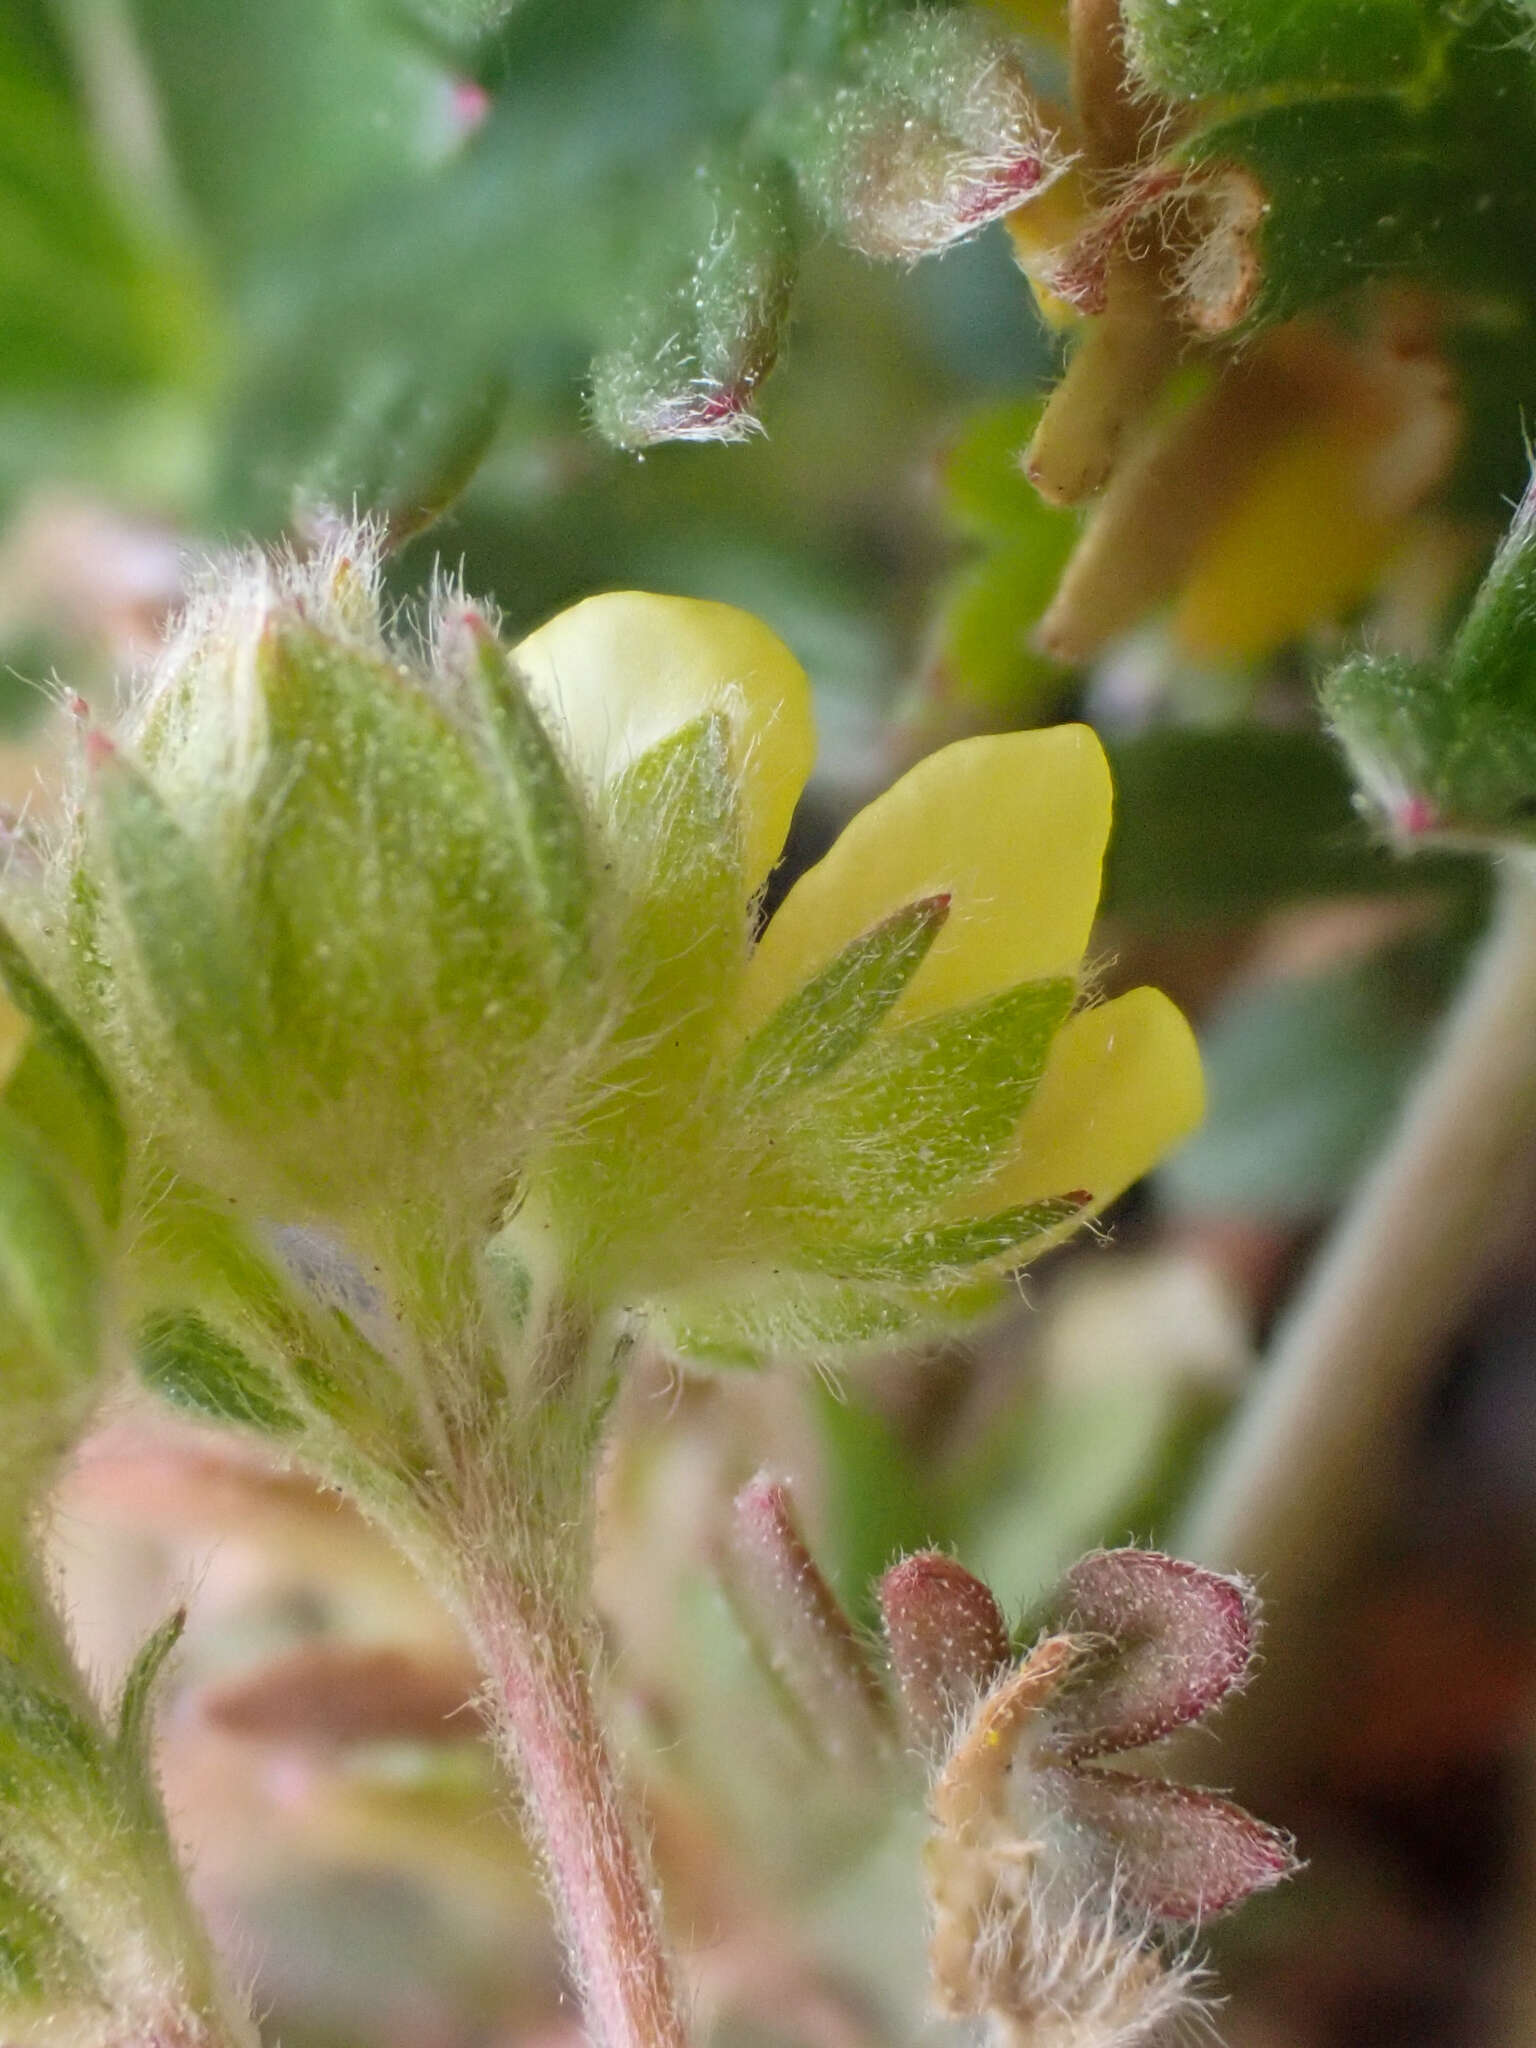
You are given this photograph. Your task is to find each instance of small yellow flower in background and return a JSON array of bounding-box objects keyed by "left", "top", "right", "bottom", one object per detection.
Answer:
[{"left": 510, "top": 590, "right": 1203, "bottom": 1360}]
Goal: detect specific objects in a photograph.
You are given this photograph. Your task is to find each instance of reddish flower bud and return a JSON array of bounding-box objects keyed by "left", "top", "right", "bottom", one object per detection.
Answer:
[{"left": 879, "top": 1552, "right": 1013, "bottom": 1753}]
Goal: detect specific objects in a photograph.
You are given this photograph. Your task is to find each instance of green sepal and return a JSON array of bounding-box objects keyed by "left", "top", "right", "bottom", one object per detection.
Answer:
[
  {"left": 91, "top": 745, "right": 263, "bottom": 1105},
  {"left": 659, "top": 1264, "right": 1006, "bottom": 1368},
  {"left": 114, "top": 1608, "right": 185, "bottom": 1772},
  {"left": 605, "top": 712, "right": 746, "bottom": 1073},
  {"left": 1122, "top": 0, "right": 1434, "bottom": 99},
  {"left": 0, "top": 919, "right": 125, "bottom": 1230},
  {"left": 0, "top": 1101, "right": 101, "bottom": 1415},
  {"left": 252, "top": 615, "right": 558, "bottom": 1114},
  {"left": 463, "top": 626, "right": 594, "bottom": 971},
  {"left": 0, "top": 1662, "right": 101, "bottom": 1812},
  {"left": 793, "top": 975, "right": 1076, "bottom": 1227},
  {"left": 803, "top": 1194, "right": 1088, "bottom": 1285},
  {"left": 733, "top": 894, "right": 950, "bottom": 1102},
  {"left": 658, "top": 1275, "right": 936, "bottom": 1368},
  {"left": 135, "top": 1308, "right": 302, "bottom": 1438},
  {"left": 0, "top": 1863, "right": 94, "bottom": 2003}
]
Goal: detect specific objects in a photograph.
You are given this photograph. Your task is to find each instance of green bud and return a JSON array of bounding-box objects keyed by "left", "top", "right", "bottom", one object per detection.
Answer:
[
  {"left": 53, "top": 532, "right": 604, "bottom": 1220},
  {"left": 1322, "top": 473, "right": 1536, "bottom": 846}
]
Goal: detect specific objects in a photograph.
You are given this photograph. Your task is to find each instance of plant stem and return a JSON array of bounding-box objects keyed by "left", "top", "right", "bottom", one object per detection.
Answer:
[
  {"left": 462, "top": 1571, "right": 689, "bottom": 2048},
  {"left": 1176, "top": 860, "right": 1536, "bottom": 1695},
  {"left": 389, "top": 1288, "right": 690, "bottom": 2048}
]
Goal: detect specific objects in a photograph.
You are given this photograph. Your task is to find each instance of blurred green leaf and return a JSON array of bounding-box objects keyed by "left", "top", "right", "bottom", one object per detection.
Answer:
[
  {"left": 940, "top": 398, "right": 1053, "bottom": 543},
  {"left": 1163, "top": 915, "right": 1479, "bottom": 1222},
  {"left": 0, "top": 26, "right": 205, "bottom": 397},
  {"left": 810, "top": 1377, "right": 952, "bottom": 1620},
  {"left": 1102, "top": 727, "right": 1476, "bottom": 930}
]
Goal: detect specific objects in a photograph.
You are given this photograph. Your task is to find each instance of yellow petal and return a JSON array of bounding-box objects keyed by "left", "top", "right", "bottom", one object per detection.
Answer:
[
  {"left": 513, "top": 592, "right": 815, "bottom": 893},
  {"left": 959, "top": 986, "right": 1202, "bottom": 1215},
  {"left": 739, "top": 724, "right": 1112, "bottom": 1033}
]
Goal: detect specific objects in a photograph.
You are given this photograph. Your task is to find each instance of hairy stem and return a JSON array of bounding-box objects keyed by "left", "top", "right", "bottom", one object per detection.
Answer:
[
  {"left": 387, "top": 1288, "right": 690, "bottom": 2048},
  {"left": 1176, "top": 859, "right": 1536, "bottom": 1751},
  {"left": 462, "top": 1571, "right": 688, "bottom": 2048}
]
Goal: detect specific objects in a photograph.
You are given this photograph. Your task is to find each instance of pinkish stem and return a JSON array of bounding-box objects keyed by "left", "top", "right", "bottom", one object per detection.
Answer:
[{"left": 463, "top": 1575, "right": 689, "bottom": 2048}]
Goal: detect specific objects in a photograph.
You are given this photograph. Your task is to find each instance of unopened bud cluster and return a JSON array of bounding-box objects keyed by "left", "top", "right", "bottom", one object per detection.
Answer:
[{"left": 727, "top": 1480, "right": 1297, "bottom": 2048}]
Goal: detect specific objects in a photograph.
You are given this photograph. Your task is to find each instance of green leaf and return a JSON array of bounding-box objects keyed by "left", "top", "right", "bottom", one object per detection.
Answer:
[
  {"left": 809, "top": 1376, "right": 954, "bottom": 1623},
  {"left": 929, "top": 534, "right": 1077, "bottom": 726},
  {"left": 940, "top": 399, "right": 1053, "bottom": 543},
  {"left": 1324, "top": 478, "right": 1536, "bottom": 842},
  {"left": 1122, "top": 0, "right": 1435, "bottom": 99},
  {"left": 590, "top": 153, "right": 796, "bottom": 448},
  {"left": 125, "top": 0, "right": 451, "bottom": 260},
  {"left": 1170, "top": 27, "right": 1536, "bottom": 335},
  {"left": 733, "top": 894, "right": 950, "bottom": 1102},
  {"left": 966, "top": 1377, "right": 1214, "bottom": 1608},
  {"left": 0, "top": 41, "right": 205, "bottom": 396},
  {"left": 0, "top": 921, "right": 124, "bottom": 1229},
  {"left": 1163, "top": 919, "right": 1474, "bottom": 1222},
  {"left": 135, "top": 1308, "right": 301, "bottom": 1437}
]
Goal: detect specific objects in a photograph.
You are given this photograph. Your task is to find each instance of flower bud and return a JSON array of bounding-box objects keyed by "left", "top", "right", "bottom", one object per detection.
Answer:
[{"left": 51, "top": 529, "right": 602, "bottom": 1220}]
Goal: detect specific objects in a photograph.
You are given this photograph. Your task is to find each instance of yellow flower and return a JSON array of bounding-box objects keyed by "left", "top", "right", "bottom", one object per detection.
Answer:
[{"left": 510, "top": 592, "right": 1203, "bottom": 1359}]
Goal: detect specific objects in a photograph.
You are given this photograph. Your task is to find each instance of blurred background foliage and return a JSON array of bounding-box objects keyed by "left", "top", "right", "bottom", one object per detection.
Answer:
[{"left": 13, "top": 0, "right": 1536, "bottom": 2044}]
